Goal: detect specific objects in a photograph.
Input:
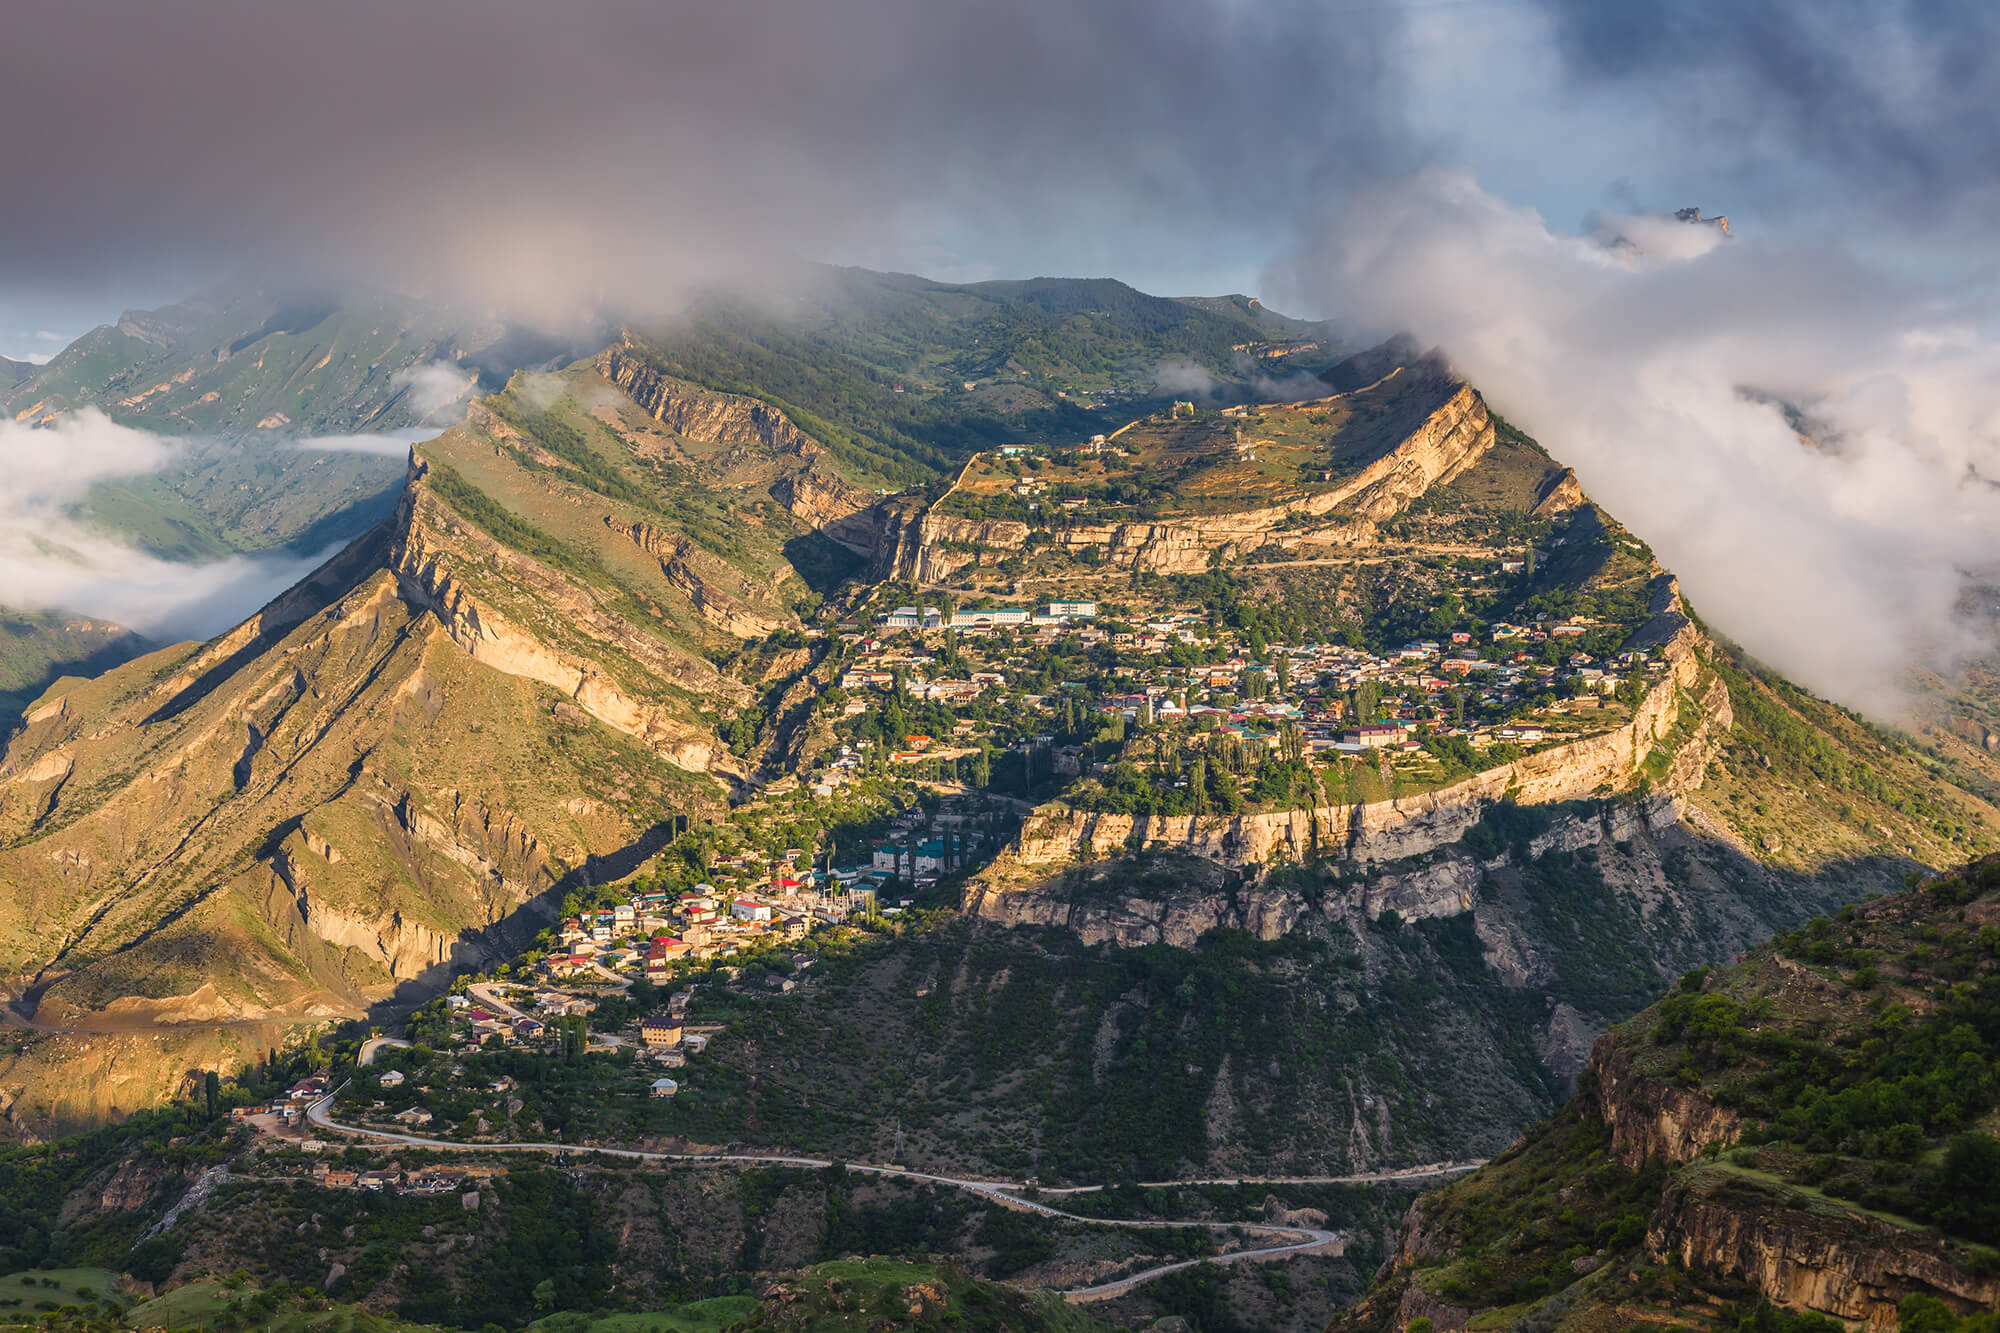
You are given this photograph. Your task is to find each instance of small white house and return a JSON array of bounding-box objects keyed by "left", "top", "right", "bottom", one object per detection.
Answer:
[
  {"left": 649, "top": 1078, "right": 680, "bottom": 1099},
  {"left": 378, "top": 1069, "right": 406, "bottom": 1088}
]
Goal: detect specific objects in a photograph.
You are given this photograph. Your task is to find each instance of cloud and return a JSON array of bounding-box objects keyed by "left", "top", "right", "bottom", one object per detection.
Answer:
[
  {"left": 289, "top": 431, "right": 430, "bottom": 458},
  {"left": 1282, "top": 167, "right": 2000, "bottom": 718},
  {"left": 1152, "top": 359, "right": 1224, "bottom": 399},
  {"left": 0, "top": 410, "right": 395, "bottom": 642},
  {"left": 0, "top": 0, "right": 1416, "bottom": 327},
  {"left": 1526, "top": 0, "right": 2000, "bottom": 238},
  {"left": 388, "top": 361, "right": 478, "bottom": 426}
]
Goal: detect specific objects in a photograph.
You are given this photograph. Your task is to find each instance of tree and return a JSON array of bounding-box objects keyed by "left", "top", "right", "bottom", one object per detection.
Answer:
[{"left": 204, "top": 1071, "right": 221, "bottom": 1121}]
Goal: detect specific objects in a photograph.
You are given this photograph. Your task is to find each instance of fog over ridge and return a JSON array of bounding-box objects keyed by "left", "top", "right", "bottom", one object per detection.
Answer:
[
  {"left": 0, "top": 410, "right": 419, "bottom": 644},
  {"left": 1278, "top": 167, "right": 2000, "bottom": 717}
]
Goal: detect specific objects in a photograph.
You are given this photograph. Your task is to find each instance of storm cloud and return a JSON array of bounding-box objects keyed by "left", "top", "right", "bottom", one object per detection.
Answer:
[{"left": 0, "top": 0, "right": 1418, "bottom": 326}]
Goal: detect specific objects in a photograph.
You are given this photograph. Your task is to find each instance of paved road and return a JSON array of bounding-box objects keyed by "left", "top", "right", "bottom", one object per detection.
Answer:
[
  {"left": 356, "top": 1037, "right": 411, "bottom": 1067},
  {"left": 467, "top": 983, "right": 534, "bottom": 1022},
  {"left": 304, "top": 1083, "right": 1375, "bottom": 1300},
  {"left": 1035, "top": 1163, "right": 1483, "bottom": 1195}
]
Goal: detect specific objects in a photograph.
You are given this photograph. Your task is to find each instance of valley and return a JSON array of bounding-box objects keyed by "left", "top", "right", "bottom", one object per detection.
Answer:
[{"left": 1, "top": 275, "right": 1997, "bottom": 1333}]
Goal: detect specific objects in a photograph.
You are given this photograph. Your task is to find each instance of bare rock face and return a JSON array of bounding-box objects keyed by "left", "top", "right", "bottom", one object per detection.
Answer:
[
  {"left": 605, "top": 518, "right": 785, "bottom": 639},
  {"left": 392, "top": 467, "right": 735, "bottom": 772},
  {"left": 885, "top": 376, "right": 1497, "bottom": 581},
  {"left": 1589, "top": 1038, "right": 1743, "bottom": 1170},
  {"left": 0, "top": 445, "right": 741, "bottom": 1137},
  {"left": 1530, "top": 467, "right": 1586, "bottom": 517},
  {"left": 1647, "top": 1173, "right": 2000, "bottom": 1329},
  {"left": 596, "top": 345, "right": 818, "bottom": 458},
  {"left": 1581, "top": 1027, "right": 1997, "bottom": 1329}
]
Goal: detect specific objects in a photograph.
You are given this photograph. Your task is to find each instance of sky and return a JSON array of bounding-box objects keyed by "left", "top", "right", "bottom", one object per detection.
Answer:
[{"left": 2, "top": 0, "right": 1998, "bottom": 715}]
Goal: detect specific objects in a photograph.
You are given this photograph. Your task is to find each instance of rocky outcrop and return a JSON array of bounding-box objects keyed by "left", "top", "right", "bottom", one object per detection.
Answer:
[
  {"left": 962, "top": 792, "right": 1691, "bottom": 950},
  {"left": 884, "top": 376, "right": 1497, "bottom": 581},
  {"left": 770, "top": 468, "right": 872, "bottom": 534},
  {"left": 1531, "top": 467, "right": 1586, "bottom": 517},
  {"left": 1588, "top": 1039, "right": 1743, "bottom": 1170},
  {"left": 606, "top": 517, "right": 785, "bottom": 638},
  {"left": 1648, "top": 1169, "right": 2000, "bottom": 1329},
  {"left": 596, "top": 344, "right": 817, "bottom": 458},
  {"left": 966, "top": 873, "right": 1310, "bottom": 949}
]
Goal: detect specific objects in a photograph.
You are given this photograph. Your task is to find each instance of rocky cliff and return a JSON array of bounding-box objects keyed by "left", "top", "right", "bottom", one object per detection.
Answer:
[
  {"left": 1648, "top": 1169, "right": 2000, "bottom": 1329},
  {"left": 392, "top": 459, "right": 736, "bottom": 772},
  {"left": 1348, "top": 860, "right": 2000, "bottom": 1333},
  {"left": 596, "top": 343, "right": 820, "bottom": 459},
  {"left": 1589, "top": 1037, "right": 1743, "bottom": 1171},
  {"left": 606, "top": 517, "right": 786, "bottom": 639},
  {"left": 963, "top": 621, "right": 1722, "bottom": 946},
  {"left": 0, "top": 434, "right": 744, "bottom": 1138},
  {"left": 884, "top": 377, "right": 1496, "bottom": 581}
]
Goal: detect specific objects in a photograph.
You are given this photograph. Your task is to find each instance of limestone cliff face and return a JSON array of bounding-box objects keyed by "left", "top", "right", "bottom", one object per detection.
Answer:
[
  {"left": 963, "top": 793, "right": 1692, "bottom": 951},
  {"left": 1578, "top": 1030, "right": 1997, "bottom": 1330},
  {"left": 1531, "top": 467, "right": 1586, "bottom": 517},
  {"left": 965, "top": 622, "right": 1714, "bottom": 939},
  {"left": 606, "top": 517, "right": 785, "bottom": 639},
  {"left": 593, "top": 341, "right": 887, "bottom": 562},
  {"left": 596, "top": 344, "right": 817, "bottom": 458},
  {"left": 1647, "top": 1175, "right": 2000, "bottom": 1329},
  {"left": 0, "top": 440, "right": 753, "bottom": 1137},
  {"left": 885, "top": 378, "right": 1496, "bottom": 580},
  {"left": 769, "top": 468, "right": 873, "bottom": 536},
  {"left": 1588, "top": 1038, "right": 1742, "bottom": 1170}
]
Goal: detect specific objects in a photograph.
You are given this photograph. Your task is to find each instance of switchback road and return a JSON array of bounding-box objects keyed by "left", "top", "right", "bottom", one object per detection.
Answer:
[{"left": 303, "top": 1084, "right": 1480, "bottom": 1301}]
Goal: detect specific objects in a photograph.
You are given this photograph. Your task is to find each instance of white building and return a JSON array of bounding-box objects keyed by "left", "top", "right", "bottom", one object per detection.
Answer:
[{"left": 949, "top": 607, "right": 1030, "bottom": 628}]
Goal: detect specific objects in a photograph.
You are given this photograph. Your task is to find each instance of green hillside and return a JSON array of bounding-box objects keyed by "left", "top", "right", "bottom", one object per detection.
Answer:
[
  {"left": 0, "top": 282, "right": 552, "bottom": 438},
  {"left": 0, "top": 612, "right": 151, "bottom": 733},
  {"left": 626, "top": 268, "right": 1332, "bottom": 487},
  {"left": 1341, "top": 854, "right": 2000, "bottom": 1333}
]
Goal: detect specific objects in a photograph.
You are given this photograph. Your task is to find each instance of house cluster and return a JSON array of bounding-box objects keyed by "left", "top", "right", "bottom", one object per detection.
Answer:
[
  {"left": 228, "top": 1073, "right": 332, "bottom": 1126},
  {"left": 1071, "top": 631, "right": 1664, "bottom": 755},
  {"left": 836, "top": 594, "right": 1661, "bottom": 785},
  {"left": 858, "top": 792, "right": 996, "bottom": 893},
  {"left": 540, "top": 874, "right": 850, "bottom": 984}
]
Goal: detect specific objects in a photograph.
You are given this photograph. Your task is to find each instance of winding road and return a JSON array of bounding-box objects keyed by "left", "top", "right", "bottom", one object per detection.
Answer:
[{"left": 304, "top": 1082, "right": 1477, "bottom": 1301}]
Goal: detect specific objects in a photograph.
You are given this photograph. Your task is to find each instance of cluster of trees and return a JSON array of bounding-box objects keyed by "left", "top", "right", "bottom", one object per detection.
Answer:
[{"left": 1663, "top": 871, "right": 2000, "bottom": 1244}]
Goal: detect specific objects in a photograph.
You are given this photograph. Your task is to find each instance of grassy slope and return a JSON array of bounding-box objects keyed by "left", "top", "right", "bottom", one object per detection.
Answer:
[
  {"left": 0, "top": 612, "right": 152, "bottom": 732},
  {"left": 628, "top": 270, "right": 1329, "bottom": 489}
]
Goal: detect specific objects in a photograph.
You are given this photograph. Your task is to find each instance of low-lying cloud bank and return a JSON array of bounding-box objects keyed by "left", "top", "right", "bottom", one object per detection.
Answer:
[
  {"left": 0, "top": 409, "right": 414, "bottom": 643},
  {"left": 1283, "top": 168, "right": 2000, "bottom": 718}
]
